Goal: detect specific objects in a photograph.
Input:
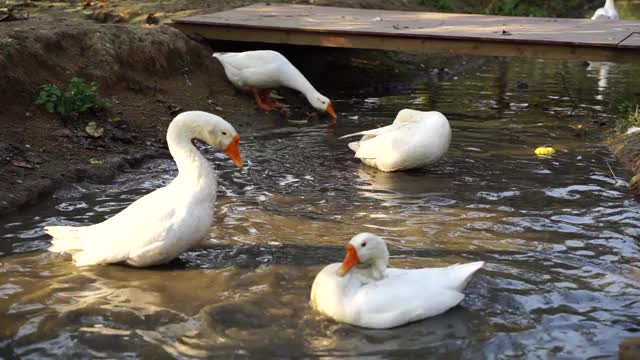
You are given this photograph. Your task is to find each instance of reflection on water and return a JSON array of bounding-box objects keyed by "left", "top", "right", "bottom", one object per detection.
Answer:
[
  {"left": 587, "top": 61, "right": 614, "bottom": 101},
  {"left": 2, "top": 57, "right": 640, "bottom": 358}
]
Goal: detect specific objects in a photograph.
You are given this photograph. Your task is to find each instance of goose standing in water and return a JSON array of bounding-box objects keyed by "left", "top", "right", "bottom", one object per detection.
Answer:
[
  {"left": 45, "top": 111, "right": 243, "bottom": 267},
  {"left": 310, "top": 233, "right": 484, "bottom": 329},
  {"left": 341, "top": 109, "right": 451, "bottom": 172},
  {"left": 213, "top": 50, "right": 337, "bottom": 122},
  {"left": 591, "top": 0, "right": 619, "bottom": 20}
]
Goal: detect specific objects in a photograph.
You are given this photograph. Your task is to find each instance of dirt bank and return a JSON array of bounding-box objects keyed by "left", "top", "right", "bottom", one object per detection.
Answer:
[
  {"left": 3, "top": 0, "right": 506, "bottom": 219},
  {"left": 610, "top": 134, "right": 640, "bottom": 193},
  {"left": 3, "top": 0, "right": 441, "bottom": 26},
  {"left": 4, "top": 0, "right": 606, "bottom": 26},
  {"left": 0, "top": 16, "right": 287, "bottom": 217}
]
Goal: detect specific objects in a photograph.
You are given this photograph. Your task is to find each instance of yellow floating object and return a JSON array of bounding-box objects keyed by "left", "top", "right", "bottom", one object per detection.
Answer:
[{"left": 534, "top": 146, "right": 556, "bottom": 156}]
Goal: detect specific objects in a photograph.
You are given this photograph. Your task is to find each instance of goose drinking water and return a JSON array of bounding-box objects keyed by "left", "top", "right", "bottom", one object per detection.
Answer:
[{"left": 213, "top": 50, "right": 337, "bottom": 122}]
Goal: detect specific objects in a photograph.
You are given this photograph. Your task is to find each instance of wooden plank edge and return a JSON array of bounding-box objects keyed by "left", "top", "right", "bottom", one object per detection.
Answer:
[
  {"left": 171, "top": 19, "right": 636, "bottom": 49},
  {"left": 170, "top": 22, "right": 640, "bottom": 63}
]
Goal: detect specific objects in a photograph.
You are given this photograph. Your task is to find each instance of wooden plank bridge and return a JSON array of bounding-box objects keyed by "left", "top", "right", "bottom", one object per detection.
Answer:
[{"left": 172, "top": 3, "right": 640, "bottom": 62}]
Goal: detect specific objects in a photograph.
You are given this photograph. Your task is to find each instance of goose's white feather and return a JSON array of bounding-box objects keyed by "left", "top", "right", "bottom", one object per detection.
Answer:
[
  {"left": 310, "top": 233, "right": 484, "bottom": 329},
  {"left": 591, "top": 0, "right": 619, "bottom": 19},
  {"left": 213, "top": 50, "right": 333, "bottom": 113},
  {"left": 341, "top": 109, "right": 451, "bottom": 172},
  {"left": 45, "top": 111, "right": 241, "bottom": 267}
]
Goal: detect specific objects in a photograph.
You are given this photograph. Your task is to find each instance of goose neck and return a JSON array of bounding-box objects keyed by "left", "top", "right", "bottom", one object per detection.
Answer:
[
  {"left": 282, "top": 69, "right": 318, "bottom": 100},
  {"left": 167, "top": 127, "right": 215, "bottom": 187},
  {"left": 357, "top": 258, "right": 388, "bottom": 281}
]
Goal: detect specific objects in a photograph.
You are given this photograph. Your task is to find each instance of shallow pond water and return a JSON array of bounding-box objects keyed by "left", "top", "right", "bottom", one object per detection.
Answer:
[{"left": 2, "top": 57, "right": 640, "bottom": 359}]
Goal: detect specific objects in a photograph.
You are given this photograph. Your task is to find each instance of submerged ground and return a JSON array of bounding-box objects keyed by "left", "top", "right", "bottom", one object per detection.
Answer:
[
  {"left": 1, "top": 0, "right": 640, "bottom": 214},
  {"left": 1, "top": 57, "right": 640, "bottom": 358}
]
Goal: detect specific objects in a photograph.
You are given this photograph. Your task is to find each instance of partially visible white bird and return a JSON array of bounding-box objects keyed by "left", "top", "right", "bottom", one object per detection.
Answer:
[
  {"left": 340, "top": 109, "right": 451, "bottom": 172},
  {"left": 310, "top": 233, "right": 484, "bottom": 329},
  {"left": 45, "top": 111, "right": 243, "bottom": 267},
  {"left": 591, "top": 0, "right": 619, "bottom": 20},
  {"left": 213, "top": 50, "right": 337, "bottom": 122}
]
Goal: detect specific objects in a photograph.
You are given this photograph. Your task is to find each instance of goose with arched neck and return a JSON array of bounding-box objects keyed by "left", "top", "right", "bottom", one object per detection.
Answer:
[
  {"left": 45, "top": 111, "right": 243, "bottom": 267},
  {"left": 167, "top": 111, "right": 242, "bottom": 188}
]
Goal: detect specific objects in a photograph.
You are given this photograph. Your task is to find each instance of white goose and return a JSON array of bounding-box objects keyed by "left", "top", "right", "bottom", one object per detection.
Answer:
[
  {"left": 213, "top": 50, "right": 337, "bottom": 121},
  {"left": 45, "top": 111, "right": 243, "bottom": 267},
  {"left": 310, "top": 233, "right": 484, "bottom": 329},
  {"left": 341, "top": 109, "right": 451, "bottom": 172},
  {"left": 591, "top": 0, "right": 619, "bottom": 20}
]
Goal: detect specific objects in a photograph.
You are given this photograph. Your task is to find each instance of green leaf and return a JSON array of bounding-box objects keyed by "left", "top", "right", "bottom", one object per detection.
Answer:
[{"left": 35, "top": 78, "right": 107, "bottom": 120}]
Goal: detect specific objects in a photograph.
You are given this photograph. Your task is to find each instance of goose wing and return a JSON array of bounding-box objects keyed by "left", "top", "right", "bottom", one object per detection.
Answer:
[
  {"left": 342, "top": 123, "right": 413, "bottom": 160},
  {"left": 349, "top": 269, "right": 466, "bottom": 329}
]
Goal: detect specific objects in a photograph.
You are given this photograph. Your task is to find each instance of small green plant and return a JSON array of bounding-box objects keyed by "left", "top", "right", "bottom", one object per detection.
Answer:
[
  {"left": 36, "top": 78, "right": 108, "bottom": 120},
  {"left": 615, "top": 104, "right": 640, "bottom": 135}
]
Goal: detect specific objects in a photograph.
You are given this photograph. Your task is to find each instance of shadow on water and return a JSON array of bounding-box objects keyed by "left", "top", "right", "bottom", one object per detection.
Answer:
[{"left": 2, "top": 56, "right": 640, "bottom": 358}]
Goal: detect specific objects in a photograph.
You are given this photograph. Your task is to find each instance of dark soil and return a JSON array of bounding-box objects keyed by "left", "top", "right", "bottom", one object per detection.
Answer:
[
  {"left": 611, "top": 133, "right": 640, "bottom": 193},
  {"left": 0, "top": 17, "right": 285, "bottom": 217},
  {"left": 0, "top": 0, "right": 525, "bottom": 218}
]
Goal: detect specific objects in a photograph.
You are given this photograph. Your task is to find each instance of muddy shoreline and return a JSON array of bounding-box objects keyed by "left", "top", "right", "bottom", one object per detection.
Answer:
[
  {"left": 610, "top": 133, "right": 640, "bottom": 192},
  {"left": 0, "top": 13, "right": 487, "bottom": 218},
  {"left": 2, "top": 1, "right": 638, "bottom": 218},
  {"left": 0, "top": 17, "right": 274, "bottom": 217}
]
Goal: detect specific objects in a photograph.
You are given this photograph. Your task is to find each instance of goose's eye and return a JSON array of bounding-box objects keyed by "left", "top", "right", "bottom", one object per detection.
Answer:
[
  {"left": 221, "top": 131, "right": 228, "bottom": 136},
  {"left": 361, "top": 242, "right": 367, "bottom": 248}
]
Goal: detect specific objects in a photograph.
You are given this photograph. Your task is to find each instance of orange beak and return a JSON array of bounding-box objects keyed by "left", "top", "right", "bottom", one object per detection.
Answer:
[
  {"left": 326, "top": 102, "right": 337, "bottom": 121},
  {"left": 337, "top": 244, "right": 360, "bottom": 277},
  {"left": 224, "top": 135, "right": 243, "bottom": 169}
]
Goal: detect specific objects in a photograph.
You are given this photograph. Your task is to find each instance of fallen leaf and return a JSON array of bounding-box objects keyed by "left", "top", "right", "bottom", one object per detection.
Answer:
[
  {"left": 269, "top": 91, "right": 285, "bottom": 100},
  {"left": 167, "top": 104, "right": 183, "bottom": 116},
  {"left": 88, "top": 158, "right": 104, "bottom": 164},
  {"left": 85, "top": 121, "right": 104, "bottom": 137},
  {"left": 10, "top": 160, "right": 33, "bottom": 169}
]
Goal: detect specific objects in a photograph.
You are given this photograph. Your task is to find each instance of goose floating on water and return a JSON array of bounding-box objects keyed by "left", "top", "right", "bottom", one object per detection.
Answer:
[
  {"left": 341, "top": 109, "right": 451, "bottom": 172},
  {"left": 213, "top": 50, "right": 337, "bottom": 122},
  {"left": 310, "top": 233, "right": 484, "bottom": 329},
  {"left": 45, "top": 111, "right": 243, "bottom": 267}
]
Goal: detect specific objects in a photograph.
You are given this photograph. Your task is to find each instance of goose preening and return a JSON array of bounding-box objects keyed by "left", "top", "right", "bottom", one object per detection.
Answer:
[
  {"left": 310, "top": 233, "right": 484, "bottom": 329},
  {"left": 213, "top": 50, "right": 337, "bottom": 122},
  {"left": 45, "top": 111, "right": 243, "bottom": 267},
  {"left": 340, "top": 109, "right": 451, "bottom": 172},
  {"left": 591, "top": 0, "right": 619, "bottom": 20}
]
